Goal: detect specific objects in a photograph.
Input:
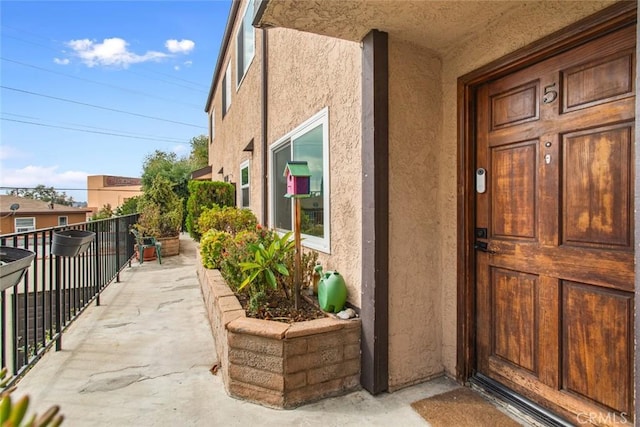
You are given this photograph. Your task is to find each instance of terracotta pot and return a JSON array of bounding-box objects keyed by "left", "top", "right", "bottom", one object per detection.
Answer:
[{"left": 137, "top": 246, "right": 157, "bottom": 261}]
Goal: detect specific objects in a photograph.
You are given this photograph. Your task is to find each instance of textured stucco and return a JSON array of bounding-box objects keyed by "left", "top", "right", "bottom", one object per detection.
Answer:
[
  {"left": 208, "top": 0, "right": 265, "bottom": 222},
  {"left": 387, "top": 37, "right": 443, "bottom": 390},
  {"left": 267, "top": 28, "right": 362, "bottom": 306}
]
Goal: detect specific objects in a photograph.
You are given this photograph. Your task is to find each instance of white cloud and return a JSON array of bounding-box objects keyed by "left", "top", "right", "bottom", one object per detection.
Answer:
[
  {"left": 66, "top": 37, "right": 168, "bottom": 68},
  {"left": 183, "top": 60, "right": 193, "bottom": 67},
  {"left": 53, "top": 57, "right": 70, "bottom": 65},
  {"left": 0, "top": 165, "right": 88, "bottom": 190},
  {"left": 165, "top": 39, "right": 195, "bottom": 54},
  {"left": 174, "top": 65, "right": 180, "bottom": 71}
]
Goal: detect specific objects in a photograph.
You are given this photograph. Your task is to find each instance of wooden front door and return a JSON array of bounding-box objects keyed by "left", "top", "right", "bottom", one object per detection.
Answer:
[{"left": 474, "top": 24, "right": 635, "bottom": 425}]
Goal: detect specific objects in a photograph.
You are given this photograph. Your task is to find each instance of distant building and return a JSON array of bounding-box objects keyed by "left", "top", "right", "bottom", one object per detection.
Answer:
[
  {"left": 87, "top": 175, "right": 143, "bottom": 216},
  {"left": 0, "top": 195, "right": 92, "bottom": 235}
]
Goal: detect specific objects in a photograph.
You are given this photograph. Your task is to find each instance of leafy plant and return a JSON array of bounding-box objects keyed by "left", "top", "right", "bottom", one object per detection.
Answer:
[
  {"left": 197, "top": 206, "right": 257, "bottom": 237},
  {"left": 136, "top": 175, "right": 184, "bottom": 238},
  {"left": 186, "top": 181, "right": 235, "bottom": 240},
  {"left": 238, "top": 231, "right": 295, "bottom": 297},
  {"left": 199, "top": 230, "right": 232, "bottom": 269},
  {"left": 0, "top": 367, "right": 63, "bottom": 426}
]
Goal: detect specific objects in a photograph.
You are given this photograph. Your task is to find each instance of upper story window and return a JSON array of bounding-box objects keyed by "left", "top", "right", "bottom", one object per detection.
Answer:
[
  {"left": 240, "top": 160, "right": 250, "bottom": 208},
  {"left": 236, "top": 0, "right": 255, "bottom": 88},
  {"left": 58, "top": 216, "right": 68, "bottom": 226},
  {"left": 270, "top": 108, "right": 330, "bottom": 253},
  {"left": 15, "top": 217, "right": 35, "bottom": 232},
  {"left": 222, "top": 63, "right": 232, "bottom": 116}
]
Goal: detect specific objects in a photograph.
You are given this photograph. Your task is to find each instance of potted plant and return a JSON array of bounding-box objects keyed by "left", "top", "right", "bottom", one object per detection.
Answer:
[{"left": 135, "top": 175, "right": 183, "bottom": 258}]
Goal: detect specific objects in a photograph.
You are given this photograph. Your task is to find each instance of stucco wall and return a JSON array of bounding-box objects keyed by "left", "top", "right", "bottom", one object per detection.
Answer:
[
  {"left": 387, "top": 37, "right": 443, "bottom": 390},
  {"left": 208, "top": 0, "right": 265, "bottom": 222},
  {"left": 87, "top": 175, "right": 142, "bottom": 214},
  {"left": 267, "top": 28, "right": 363, "bottom": 306}
]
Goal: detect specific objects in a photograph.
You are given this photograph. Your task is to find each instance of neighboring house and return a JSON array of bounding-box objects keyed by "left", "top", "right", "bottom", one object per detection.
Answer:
[
  {"left": 87, "top": 175, "right": 143, "bottom": 216},
  {"left": 0, "top": 195, "right": 91, "bottom": 235},
  {"left": 206, "top": 1, "right": 638, "bottom": 424}
]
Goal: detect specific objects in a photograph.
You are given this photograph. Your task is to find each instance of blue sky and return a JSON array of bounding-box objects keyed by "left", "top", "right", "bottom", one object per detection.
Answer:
[{"left": 1, "top": 0, "right": 231, "bottom": 202}]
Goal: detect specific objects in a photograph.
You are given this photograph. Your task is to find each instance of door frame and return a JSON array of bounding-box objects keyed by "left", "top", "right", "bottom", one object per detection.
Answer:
[{"left": 456, "top": 0, "right": 637, "bottom": 400}]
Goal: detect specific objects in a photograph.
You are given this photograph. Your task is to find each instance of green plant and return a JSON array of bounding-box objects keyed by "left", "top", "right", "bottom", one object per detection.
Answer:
[
  {"left": 238, "top": 231, "right": 295, "bottom": 299},
  {"left": 0, "top": 367, "right": 63, "bottom": 426},
  {"left": 197, "top": 206, "right": 257, "bottom": 237},
  {"left": 199, "top": 230, "right": 232, "bottom": 269},
  {"left": 219, "top": 230, "right": 260, "bottom": 290},
  {"left": 186, "top": 181, "right": 235, "bottom": 240},
  {"left": 114, "top": 196, "right": 140, "bottom": 216},
  {"left": 136, "top": 175, "right": 184, "bottom": 238}
]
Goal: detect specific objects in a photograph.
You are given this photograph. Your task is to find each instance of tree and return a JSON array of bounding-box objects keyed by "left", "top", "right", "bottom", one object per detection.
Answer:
[
  {"left": 7, "top": 185, "right": 75, "bottom": 206},
  {"left": 189, "top": 134, "right": 209, "bottom": 170},
  {"left": 140, "top": 150, "right": 192, "bottom": 192}
]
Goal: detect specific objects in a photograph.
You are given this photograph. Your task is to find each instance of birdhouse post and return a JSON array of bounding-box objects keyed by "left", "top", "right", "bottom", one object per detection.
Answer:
[{"left": 283, "top": 161, "right": 311, "bottom": 308}]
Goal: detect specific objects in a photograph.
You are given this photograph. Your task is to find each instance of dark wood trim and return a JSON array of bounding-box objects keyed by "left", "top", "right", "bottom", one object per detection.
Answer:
[
  {"left": 361, "top": 29, "right": 389, "bottom": 394},
  {"left": 261, "top": 28, "right": 269, "bottom": 225},
  {"left": 457, "top": 1, "right": 637, "bottom": 383}
]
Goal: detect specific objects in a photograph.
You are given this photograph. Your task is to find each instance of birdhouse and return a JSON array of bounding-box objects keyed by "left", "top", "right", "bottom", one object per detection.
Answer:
[{"left": 284, "top": 161, "right": 311, "bottom": 198}]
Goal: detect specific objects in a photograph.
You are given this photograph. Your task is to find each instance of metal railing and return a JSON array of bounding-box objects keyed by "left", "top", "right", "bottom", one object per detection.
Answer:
[{"left": 0, "top": 214, "right": 139, "bottom": 385}]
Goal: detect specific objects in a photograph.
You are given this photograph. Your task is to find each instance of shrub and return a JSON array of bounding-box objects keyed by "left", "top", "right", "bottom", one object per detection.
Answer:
[
  {"left": 197, "top": 206, "right": 257, "bottom": 237},
  {"left": 200, "top": 229, "right": 233, "bottom": 269},
  {"left": 186, "top": 181, "right": 235, "bottom": 240},
  {"left": 136, "top": 175, "right": 183, "bottom": 238}
]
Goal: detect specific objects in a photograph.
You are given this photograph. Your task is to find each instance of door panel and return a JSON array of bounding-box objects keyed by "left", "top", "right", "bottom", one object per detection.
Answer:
[{"left": 475, "top": 24, "right": 635, "bottom": 425}]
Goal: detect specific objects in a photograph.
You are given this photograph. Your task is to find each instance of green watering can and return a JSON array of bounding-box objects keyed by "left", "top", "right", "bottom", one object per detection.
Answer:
[{"left": 316, "top": 265, "right": 347, "bottom": 313}]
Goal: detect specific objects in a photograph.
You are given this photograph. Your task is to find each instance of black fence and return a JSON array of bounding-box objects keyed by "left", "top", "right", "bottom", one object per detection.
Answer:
[{"left": 0, "top": 214, "right": 138, "bottom": 385}]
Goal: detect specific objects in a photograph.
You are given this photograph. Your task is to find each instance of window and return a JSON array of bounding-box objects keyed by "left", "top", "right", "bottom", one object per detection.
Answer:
[
  {"left": 222, "top": 63, "right": 231, "bottom": 115},
  {"left": 58, "top": 216, "right": 68, "bottom": 226},
  {"left": 240, "top": 160, "right": 250, "bottom": 208},
  {"left": 15, "top": 217, "right": 35, "bottom": 232},
  {"left": 210, "top": 108, "right": 215, "bottom": 143},
  {"left": 236, "top": 0, "right": 255, "bottom": 88},
  {"left": 270, "top": 108, "right": 329, "bottom": 252}
]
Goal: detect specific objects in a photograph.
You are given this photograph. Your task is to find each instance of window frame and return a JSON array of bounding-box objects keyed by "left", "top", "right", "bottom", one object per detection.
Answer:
[
  {"left": 15, "top": 217, "right": 35, "bottom": 232},
  {"left": 235, "top": 0, "right": 255, "bottom": 89},
  {"left": 269, "top": 107, "right": 330, "bottom": 253},
  {"left": 240, "top": 160, "right": 250, "bottom": 208},
  {"left": 58, "top": 216, "right": 68, "bottom": 226},
  {"left": 222, "top": 62, "right": 232, "bottom": 116}
]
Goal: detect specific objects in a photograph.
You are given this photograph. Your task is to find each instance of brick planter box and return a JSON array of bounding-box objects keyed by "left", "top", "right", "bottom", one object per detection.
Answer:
[{"left": 196, "top": 258, "right": 361, "bottom": 409}]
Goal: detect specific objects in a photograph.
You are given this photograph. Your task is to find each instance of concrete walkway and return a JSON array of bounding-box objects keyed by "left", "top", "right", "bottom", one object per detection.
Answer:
[{"left": 15, "top": 234, "right": 529, "bottom": 426}]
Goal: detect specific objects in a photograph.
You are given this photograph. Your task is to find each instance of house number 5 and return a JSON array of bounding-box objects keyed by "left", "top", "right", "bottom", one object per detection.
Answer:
[{"left": 543, "top": 83, "right": 558, "bottom": 104}]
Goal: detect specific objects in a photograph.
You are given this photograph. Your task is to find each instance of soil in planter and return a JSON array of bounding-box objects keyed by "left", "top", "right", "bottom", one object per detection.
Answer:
[{"left": 236, "top": 289, "right": 326, "bottom": 323}]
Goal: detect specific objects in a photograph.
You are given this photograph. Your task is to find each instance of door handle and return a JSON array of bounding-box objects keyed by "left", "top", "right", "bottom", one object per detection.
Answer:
[{"left": 474, "top": 241, "right": 497, "bottom": 254}]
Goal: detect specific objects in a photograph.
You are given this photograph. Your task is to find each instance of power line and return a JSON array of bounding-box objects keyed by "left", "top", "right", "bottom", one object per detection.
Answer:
[
  {"left": 2, "top": 112, "right": 190, "bottom": 143},
  {"left": 1, "top": 85, "right": 207, "bottom": 129},
  {"left": 1, "top": 117, "right": 195, "bottom": 144},
  {"left": 1, "top": 57, "right": 203, "bottom": 109}
]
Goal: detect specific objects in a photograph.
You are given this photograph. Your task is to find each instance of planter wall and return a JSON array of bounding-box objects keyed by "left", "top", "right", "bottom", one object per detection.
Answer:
[
  {"left": 157, "top": 235, "right": 180, "bottom": 257},
  {"left": 197, "top": 257, "right": 361, "bottom": 409}
]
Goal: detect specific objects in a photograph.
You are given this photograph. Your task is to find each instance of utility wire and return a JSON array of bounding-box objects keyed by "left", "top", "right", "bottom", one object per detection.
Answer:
[
  {"left": 2, "top": 112, "right": 190, "bottom": 143},
  {"left": 1, "top": 57, "right": 203, "bottom": 109},
  {"left": 1, "top": 118, "right": 195, "bottom": 143},
  {"left": 1, "top": 85, "right": 207, "bottom": 129}
]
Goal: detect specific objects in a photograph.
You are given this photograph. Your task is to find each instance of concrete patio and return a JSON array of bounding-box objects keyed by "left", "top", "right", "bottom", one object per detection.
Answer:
[{"left": 14, "top": 234, "right": 533, "bottom": 426}]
